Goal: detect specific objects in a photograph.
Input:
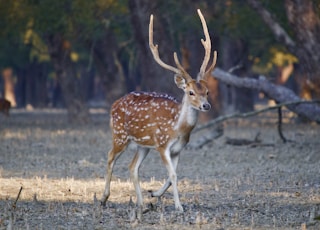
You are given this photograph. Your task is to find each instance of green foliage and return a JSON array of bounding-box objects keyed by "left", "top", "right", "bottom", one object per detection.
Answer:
[
  {"left": 0, "top": 0, "right": 305, "bottom": 80},
  {"left": 211, "top": 1, "right": 299, "bottom": 73},
  {"left": 0, "top": 1, "right": 31, "bottom": 69},
  {"left": 0, "top": 0, "right": 131, "bottom": 66},
  {"left": 141, "top": 1, "right": 290, "bottom": 74}
]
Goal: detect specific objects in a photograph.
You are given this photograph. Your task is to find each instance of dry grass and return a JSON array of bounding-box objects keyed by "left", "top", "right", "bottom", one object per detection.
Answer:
[
  {"left": 0, "top": 108, "right": 320, "bottom": 229},
  {"left": 0, "top": 176, "right": 203, "bottom": 204},
  {"left": 0, "top": 177, "right": 104, "bottom": 203}
]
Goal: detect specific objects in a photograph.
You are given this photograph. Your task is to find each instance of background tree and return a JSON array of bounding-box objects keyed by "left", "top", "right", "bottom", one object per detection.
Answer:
[
  {"left": 1, "top": 0, "right": 319, "bottom": 123},
  {"left": 247, "top": 0, "right": 320, "bottom": 100},
  {"left": 0, "top": 1, "right": 31, "bottom": 107},
  {"left": 27, "top": 0, "right": 95, "bottom": 123}
]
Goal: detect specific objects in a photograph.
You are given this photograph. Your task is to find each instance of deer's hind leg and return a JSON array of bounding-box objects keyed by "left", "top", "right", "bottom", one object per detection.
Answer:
[
  {"left": 101, "top": 139, "right": 129, "bottom": 206},
  {"left": 129, "top": 147, "right": 150, "bottom": 207}
]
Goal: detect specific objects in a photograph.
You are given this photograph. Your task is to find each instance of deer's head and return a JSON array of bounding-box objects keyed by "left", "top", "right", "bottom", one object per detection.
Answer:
[{"left": 149, "top": 9, "right": 217, "bottom": 112}]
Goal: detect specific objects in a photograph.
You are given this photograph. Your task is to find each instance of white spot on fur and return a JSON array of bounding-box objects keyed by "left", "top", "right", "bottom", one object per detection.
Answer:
[{"left": 141, "top": 136, "right": 151, "bottom": 140}]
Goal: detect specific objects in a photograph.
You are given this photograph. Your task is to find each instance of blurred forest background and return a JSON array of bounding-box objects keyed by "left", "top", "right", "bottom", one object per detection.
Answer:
[{"left": 1, "top": 0, "right": 320, "bottom": 123}]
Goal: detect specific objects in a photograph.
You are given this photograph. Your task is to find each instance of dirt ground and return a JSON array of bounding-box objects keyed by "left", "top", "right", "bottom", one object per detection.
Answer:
[{"left": 0, "top": 108, "right": 319, "bottom": 229}]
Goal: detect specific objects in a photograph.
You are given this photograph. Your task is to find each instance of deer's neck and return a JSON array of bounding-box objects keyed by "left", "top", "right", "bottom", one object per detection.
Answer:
[{"left": 175, "top": 96, "right": 199, "bottom": 134}]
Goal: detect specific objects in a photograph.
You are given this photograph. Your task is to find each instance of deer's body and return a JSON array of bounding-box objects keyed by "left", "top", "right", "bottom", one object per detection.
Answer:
[
  {"left": 0, "top": 98, "right": 11, "bottom": 116},
  {"left": 101, "top": 9, "right": 217, "bottom": 212},
  {"left": 111, "top": 91, "right": 197, "bottom": 150}
]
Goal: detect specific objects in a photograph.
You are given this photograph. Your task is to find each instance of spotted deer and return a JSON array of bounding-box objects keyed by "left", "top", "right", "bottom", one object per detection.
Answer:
[
  {"left": 101, "top": 9, "right": 217, "bottom": 212},
  {"left": 0, "top": 98, "right": 11, "bottom": 116}
]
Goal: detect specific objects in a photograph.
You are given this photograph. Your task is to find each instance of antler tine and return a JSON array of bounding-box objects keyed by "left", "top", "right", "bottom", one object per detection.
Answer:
[
  {"left": 174, "top": 52, "right": 193, "bottom": 81},
  {"left": 205, "top": 50, "right": 217, "bottom": 77},
  {"left": 149, "top": 15, "right": 181, "bottom": 75},
  {"left": 197, "top": 9, "right": 217, "bottom": 81}
]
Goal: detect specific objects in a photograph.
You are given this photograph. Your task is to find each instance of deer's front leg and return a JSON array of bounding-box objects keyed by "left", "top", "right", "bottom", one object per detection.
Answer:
[
  {"left": 161, "top": 148, "right": 183, "bottom": 212},
  {"left": 149, "top": 153, "right": 180, "bottom": 197}
]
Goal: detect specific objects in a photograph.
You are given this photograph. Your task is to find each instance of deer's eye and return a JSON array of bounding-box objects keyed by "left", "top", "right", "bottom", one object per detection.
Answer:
[
  {"left": 189, "top": 91, "right": 195, "bottom": 96},
  {"left": 207, "top": 91, "right": 209, "bottom": 95}
]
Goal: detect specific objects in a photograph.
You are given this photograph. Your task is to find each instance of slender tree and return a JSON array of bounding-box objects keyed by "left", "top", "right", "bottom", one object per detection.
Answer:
[{"left": 247, "top": 0, "right": 320, "bottom": 99}]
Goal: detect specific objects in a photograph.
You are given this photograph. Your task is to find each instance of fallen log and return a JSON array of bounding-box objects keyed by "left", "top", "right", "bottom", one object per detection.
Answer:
[{"left": 212, "top": 68, "right": 320, "bottom": 123}]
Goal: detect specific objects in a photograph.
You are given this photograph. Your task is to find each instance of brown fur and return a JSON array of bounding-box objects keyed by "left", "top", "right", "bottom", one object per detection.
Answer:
[{"left": 0, "top": 98, "right": 11, "bottom": 116}]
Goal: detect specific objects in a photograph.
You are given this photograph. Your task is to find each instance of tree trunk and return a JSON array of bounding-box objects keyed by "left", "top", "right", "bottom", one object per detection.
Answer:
[
  {"left": 35, "top": 62, "right": 48, "bottom": 107},
  {"left": 220, "top": 38, "right": 253, "bottom": 113},
  {"left": 284, "top": 0, "right": 320, "bottom": 99},
  {"left": 2, "top": 68, "right": 17, "bottom": 107},
  {"left": 24, "top": 60, "right": 48, "bottom": 108},
  {"left": 276, "top": 63, "right": 294, "bottom": 85},
  {"left": 88, "top": 30, "right": 126, "bottom": 107},
  {"left": 129, "top": 0, "right": 180, "bottom": 98},
  {"left": 15, "top": 67, "right": 26, "bottom": 107},
  {"left": 247, "top": 0, "right": 320, "bottom": 99},
  {"left": 46, "top": 34, "right": 90, "bottom": 123}
]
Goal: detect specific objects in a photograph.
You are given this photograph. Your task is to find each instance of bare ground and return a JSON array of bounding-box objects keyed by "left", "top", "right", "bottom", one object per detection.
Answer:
[{"left": 0, "top": 108, "right": 319, "bottom": 229}]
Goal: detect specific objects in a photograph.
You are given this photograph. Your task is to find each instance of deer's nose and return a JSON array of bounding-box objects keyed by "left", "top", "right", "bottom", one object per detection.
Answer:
[{"left": 202, "top": 103, "right": 211, "bottom": 111}]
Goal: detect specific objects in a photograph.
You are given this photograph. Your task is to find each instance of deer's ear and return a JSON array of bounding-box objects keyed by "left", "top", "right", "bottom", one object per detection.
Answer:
[{"left": 174, "top": 75, "right": 187, "bottom": 89}]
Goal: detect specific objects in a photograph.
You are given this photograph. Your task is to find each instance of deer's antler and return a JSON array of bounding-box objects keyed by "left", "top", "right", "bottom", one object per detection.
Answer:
[
  {"left": 197, "top": 9, "right": 217, "bottom": 81},
  {"left": 149, "top": 15, "right": 193, "bottom": 82}
]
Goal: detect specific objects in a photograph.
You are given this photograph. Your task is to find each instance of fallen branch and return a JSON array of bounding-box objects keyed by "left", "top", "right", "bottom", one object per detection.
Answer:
[
  {"left": 7, "top": 186, "right": 23, "bottom": 230},
  {"left": 188, "top": 125, "right": 223, "bottom": 149},
  {"left": 12, "top": 186, "right": 23, "bottom": 209},
  {"left": 277, "top": 106, "right": 287, "bottom": 143},
  {"left": 225, "top": 132, "right": 261, "bottom": 146},
  {"left": 212, "top": 68, "right": 320, "bottom": 123},
  {"left": 194, "top": 99, "right": 320, "bottom": 133}
]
